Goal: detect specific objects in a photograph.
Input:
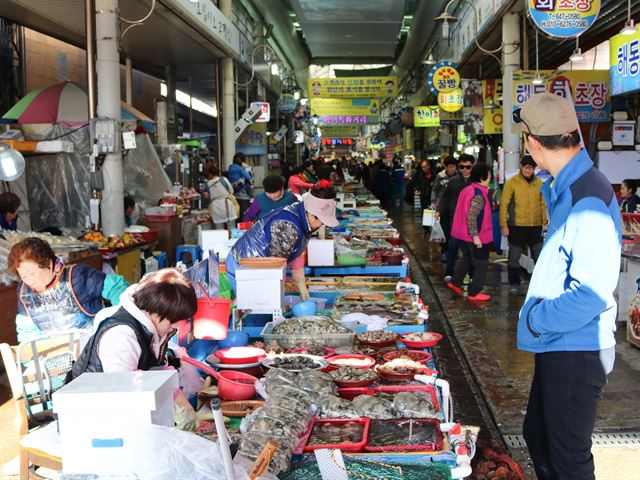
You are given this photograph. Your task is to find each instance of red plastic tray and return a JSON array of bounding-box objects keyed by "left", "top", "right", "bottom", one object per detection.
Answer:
[
  {"left": 364, "top": 418, "right": 443, "bottom": 452},
  {"left": 304, "top": 418, "right": 371, "bottom": 453},
  {"left": 145, "top": 214, "right": 176, "bottom": 223},
  {"left": 399, "top": 332, "right": 443, "bottom": 348}
]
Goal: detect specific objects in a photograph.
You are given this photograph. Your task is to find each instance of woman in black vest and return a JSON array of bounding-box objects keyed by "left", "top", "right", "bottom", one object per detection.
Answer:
[{"left": 66, "top": 268, "right": 197, "bottom": 381}]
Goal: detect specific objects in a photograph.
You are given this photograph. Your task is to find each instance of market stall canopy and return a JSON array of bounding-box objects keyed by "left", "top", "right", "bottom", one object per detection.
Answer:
[{"left": 1, "top": 82, "right": 155, "bottom": 132}]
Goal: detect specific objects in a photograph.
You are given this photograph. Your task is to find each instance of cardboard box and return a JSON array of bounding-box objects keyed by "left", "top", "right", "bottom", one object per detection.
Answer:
[{"left": 308, "top": 239, "right": 335, "bottom": 266}]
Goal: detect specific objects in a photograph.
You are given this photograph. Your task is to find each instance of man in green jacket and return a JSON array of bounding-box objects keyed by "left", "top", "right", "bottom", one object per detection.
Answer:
[{"left": 500, "top": 156, "right": 548, "bottom": 293}]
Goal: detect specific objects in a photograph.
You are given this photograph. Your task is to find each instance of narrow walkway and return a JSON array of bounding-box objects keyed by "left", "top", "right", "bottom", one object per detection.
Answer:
[{"left": 391, "top": 204, "right": 640, "bottom": 479}]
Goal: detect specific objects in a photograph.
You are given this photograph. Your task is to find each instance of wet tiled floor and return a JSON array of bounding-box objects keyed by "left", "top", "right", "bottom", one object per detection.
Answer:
[{"left": 391, "top": 205, "right": 640, "bottom": 477}]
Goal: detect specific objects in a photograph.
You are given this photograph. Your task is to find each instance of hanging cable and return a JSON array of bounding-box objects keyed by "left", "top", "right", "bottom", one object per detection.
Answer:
[{"left": 119, "top": 0, "right": 156, "bottom": 24}]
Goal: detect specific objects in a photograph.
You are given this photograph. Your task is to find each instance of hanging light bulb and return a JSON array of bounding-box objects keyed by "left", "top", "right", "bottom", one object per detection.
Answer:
[
  {"left": 0, "top": 143, "right": 25, "bottom": 181},
  {"left": 621, "top": 0, "right": 637, "bottom": 35},
  {"left": 621, "top": 19, "right": 637, "bottom": 35},
  {"left": 271, "top": 63, "right": 279, "bottom": 76},
  {"left": 423, "top": 53, "right": 436, "bottom": 66},
  {"left": 441, "top": 19, "right": 450, "bottom": 38},
  {"left": 570, "top": 37, "right": 584, "bottom": 62},
  {"left": 532, "top": 74, "right": 544, "bottom": 85},
  {"left": 570, "top": 48, "right": 584, "bottom": 62},
  {"left": 293, "top": 90, "right": 301, "bottom": 100}
]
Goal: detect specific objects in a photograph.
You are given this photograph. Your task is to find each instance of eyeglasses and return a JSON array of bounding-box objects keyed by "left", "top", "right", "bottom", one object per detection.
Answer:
[
  {"left": 459, "top": 165, "right": 472, "bottom": 170},
  {"left": 512, "top": 108, "right": 532, "bottom": 135}
]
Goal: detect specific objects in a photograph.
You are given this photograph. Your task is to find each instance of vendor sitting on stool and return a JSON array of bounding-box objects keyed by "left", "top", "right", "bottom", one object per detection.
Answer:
[
  {"left": 7, "top": 237, "right": 129, "bottom": 341},
  {"left": 226, "top": 187, "right": 339, "bottom": 300},
  {"left": 0, "top": 191, "right": 21, "bottom": 231},
  {"left": 242, "top": 174, "right": 296, "bottom": 222}
]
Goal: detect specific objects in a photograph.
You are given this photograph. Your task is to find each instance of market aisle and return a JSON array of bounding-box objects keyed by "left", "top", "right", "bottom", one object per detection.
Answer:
[{"left": 390, "top": 204, "right": 640, "bottom": 479}]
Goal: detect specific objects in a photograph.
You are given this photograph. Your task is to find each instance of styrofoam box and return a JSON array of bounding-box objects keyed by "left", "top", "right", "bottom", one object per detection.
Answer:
[
  {"left": 236, "top": 265, "right": 285, "bottom": 311},
  {"left": 308, "top": 239, "right": 335, "bottom": 266},
  {"left": 53, "top": 370, "right": 178, "bottom": 474}
]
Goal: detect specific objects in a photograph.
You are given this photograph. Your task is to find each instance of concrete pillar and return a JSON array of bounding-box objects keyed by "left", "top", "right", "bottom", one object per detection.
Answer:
[
  {"left": 502, "top": 11, "right": 521, "bottom": 175},
  {"left": 125, "top": 55, "right": 132, "bottom": 105},
  {"left": 221, "top": 0, "right": 235, "bottom": 169},
  {"left": 165, "top": 65, "right": 178, "bottom": 143},
  {"left": 95, "top": 0, "right": 124, "bottom": 236}
]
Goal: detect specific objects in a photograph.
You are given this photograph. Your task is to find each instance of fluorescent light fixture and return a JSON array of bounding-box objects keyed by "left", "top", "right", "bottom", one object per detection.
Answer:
[
  {"left": 160, "top": 83, "right": 217, "bottom": 117},
  {"left": 293, "top": 91, "right": 301, "bottom": 100},
  {"left": 271, "top": 63, "right": 279, "bottom": 76},
  {"left": 621, "top": 19, "right": 637, "bottom": 35},
  {"left": 570, "top": 48, "right": 584, "bottom": 62},
  {"left": 532, "top": 74, "right": 544, "bottom": 85},
  {"left": 300, "top": 98, "right": 308, "bottom": 105}
]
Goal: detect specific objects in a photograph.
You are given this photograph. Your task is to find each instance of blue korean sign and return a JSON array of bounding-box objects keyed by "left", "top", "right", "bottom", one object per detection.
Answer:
[
  {"left": 427, "top": 61, "right": 458, "bottom": 96},
  {"left": 528, "top": 0, "right": 600, "bottom": 39},
  {"left": 610, "top": 30, "right": 640, "bottom": 96}
]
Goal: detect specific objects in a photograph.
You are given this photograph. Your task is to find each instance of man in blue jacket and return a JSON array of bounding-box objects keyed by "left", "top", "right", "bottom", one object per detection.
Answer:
[{"left": 513, "top": 93, "right": 621, "bottom": 480}]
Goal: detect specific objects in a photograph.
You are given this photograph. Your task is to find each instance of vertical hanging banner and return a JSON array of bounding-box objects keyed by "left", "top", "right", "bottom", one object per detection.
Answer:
[
  {"left": 610, "top": 30, "right": 640, "bottom": 96},
  {"left": 462, "top": 80, "right": 484, "bottom": 135},
  {"left": 483, "top": 79, "right": 503, "bottom": 134},
  {"left": 512, "top": 70, "right": 610, "bottom": 122},
  {"left": 527, "top": 0, "right": 601, "bottom": 39}
]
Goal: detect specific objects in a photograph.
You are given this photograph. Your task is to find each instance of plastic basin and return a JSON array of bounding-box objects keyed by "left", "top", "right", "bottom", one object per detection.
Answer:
[
  {"left": 292, "top": 300, "right": 318, "bottom": 317},
  {"left": 192, "top": 298, "right": 232, "bottom": 340},
  {"left": 217, "top": 370, "right": 257, "bottom": 400},
  {"left": 217, "top": 331, "right": 250, "bottom": 349},
  {"left": 215, "top": 346, "right": 266, "bottom": 365}
]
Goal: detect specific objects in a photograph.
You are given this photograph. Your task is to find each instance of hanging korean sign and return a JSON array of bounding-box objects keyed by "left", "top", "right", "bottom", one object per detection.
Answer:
[
  {"left": 483, "top": 79, "right": 503, "bottom": 134},
  {"left": 432, "top": 65, "right": 461, "bottom": 93},
  {"left": 277, "top": 94, "right": 298, "bottom": 114},
  {"left": 610, "top": 30, "right": 640, "bottom": 96},
  {"left": 461, "top": 80, "right": 484, "bottom": 135},
  {"left": 319, "top": 115, "right": 377, "bottom": 126},
  {"left": 438, "top": 88, "right": 464, "bottom": 113},
  {"left": 427, "top": 61, "right": 458, "bottom": 95},
  {"left": 527, "top": 0, "right": 601, "bottom": 39},
  {"left": 251, "top": 102, "right": 270, "bottom": 122},
  {"left": 414, "top": 106, "right": 441, "bottom": 127},
  {"left": 512, "top": 70, "right": 610, "bottom": 123},
  {"left": 308, "top": 77, "right": 398, "bottom": 98},
  {"left": 309, "top": 98, "right": 380, "bottom": 116},
  {"left": 321, "top": 125, "right": 361, "bottom": 137}
]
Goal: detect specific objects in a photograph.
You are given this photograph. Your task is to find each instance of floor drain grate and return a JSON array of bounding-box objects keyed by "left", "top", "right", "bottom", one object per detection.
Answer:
[{"left": 504, "top": 433, "right": 640, "bottom": 449}]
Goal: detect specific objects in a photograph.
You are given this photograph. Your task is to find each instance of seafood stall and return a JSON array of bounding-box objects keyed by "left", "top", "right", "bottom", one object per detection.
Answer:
[{"left": 618, "top": 214, "right": 640, "bottom": 348}]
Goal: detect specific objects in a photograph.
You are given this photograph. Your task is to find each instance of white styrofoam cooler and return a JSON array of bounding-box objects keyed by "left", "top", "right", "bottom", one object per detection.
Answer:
[
  {"left": 236, "top": 264, "right": 286, "bottom": 311},
  {"left": 307, "top": 239, "right": 335, "bottom": 266},
  {"left": 53, "top": 370, "right": 178, "bottom": 474}
]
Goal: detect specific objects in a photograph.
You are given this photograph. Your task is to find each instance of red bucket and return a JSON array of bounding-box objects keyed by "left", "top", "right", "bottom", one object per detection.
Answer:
[{"left": 193, "top": 298, "right": 232, "bottom": 340}]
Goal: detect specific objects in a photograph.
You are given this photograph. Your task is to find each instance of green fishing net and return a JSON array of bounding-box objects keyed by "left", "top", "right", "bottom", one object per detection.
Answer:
[{"left": 279, "top": 457, "right": 452, "bottom": 480}]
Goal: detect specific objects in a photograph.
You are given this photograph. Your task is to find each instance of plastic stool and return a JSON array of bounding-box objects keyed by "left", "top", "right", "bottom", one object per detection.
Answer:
[
  {"left": 175, "top": 245, "right": 202, "bottom": 267},
  {"left": 154, "top": 251, "right": 168, "bottom": 269}
]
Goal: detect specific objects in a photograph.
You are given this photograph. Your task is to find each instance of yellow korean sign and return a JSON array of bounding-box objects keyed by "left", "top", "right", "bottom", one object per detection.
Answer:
[
  {"left": 483, "top": 79, "right": 503, "bottom": 134},
  {"left": 309, "top": 98, "right": 380, "bottom": 116},
  {"left": 610, "top": 30, "right": 640, "bottom": 96},
  {"left": 433, "top": 65, "right": 461, "bottom": 93},
  {"left": 308, "top": 76, "right": 398, "bottom": 98},
  {"left": 512, "top": 70, "right": 610, "bottom": 123},
  {"left": 438, "top": 88, "right": 464, "bottom": 112},
  {"left": 321, "top": 125, "right": 361, "bottom": 138},
  {"left": 414, "top": 106, "right": 441, "bottom": 127}
]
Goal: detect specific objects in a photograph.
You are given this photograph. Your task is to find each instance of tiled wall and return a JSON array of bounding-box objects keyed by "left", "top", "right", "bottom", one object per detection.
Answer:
[{"left": 24, "top": 28, "right": 160, "bottom": 117}]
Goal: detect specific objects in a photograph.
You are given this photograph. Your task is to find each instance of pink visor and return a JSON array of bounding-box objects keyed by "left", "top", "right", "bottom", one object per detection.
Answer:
[{"left": 304, "top": 193, "right": 339, "bottom": 227}]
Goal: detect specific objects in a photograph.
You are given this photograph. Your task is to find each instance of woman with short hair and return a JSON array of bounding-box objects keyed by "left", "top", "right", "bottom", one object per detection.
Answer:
[{"left": 0, "top": 191, "right": 21, "bottom": 231}]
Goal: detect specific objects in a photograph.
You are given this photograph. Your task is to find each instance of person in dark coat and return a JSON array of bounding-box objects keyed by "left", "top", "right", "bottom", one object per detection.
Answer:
[
  {"left": 620, "top": 178, "right": 640, "bottom": 213},
  {"left": 374, "top": 161, "right": 391, "bottom": 205},
  {"left": 412, "top": 160, "right": 434, "bottom": 211},
  {"left": 438, "top": 154, "right": 475, "bottom": 279}
]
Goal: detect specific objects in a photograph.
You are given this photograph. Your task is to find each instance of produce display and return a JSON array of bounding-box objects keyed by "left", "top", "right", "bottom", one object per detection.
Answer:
[{"left": 82, "top": 231, "right": 149, "bottom": 250}]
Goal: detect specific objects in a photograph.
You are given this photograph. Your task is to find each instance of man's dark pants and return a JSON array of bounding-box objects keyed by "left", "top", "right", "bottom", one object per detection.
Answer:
[
  {"left": 523, "top": 348, "right": 614, "bottom": 480},
  {"left": 508, "top": 226, "right": 543, "bottom": 286}
]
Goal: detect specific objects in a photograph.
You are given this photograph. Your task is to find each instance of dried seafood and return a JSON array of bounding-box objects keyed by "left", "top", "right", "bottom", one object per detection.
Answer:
[
  {"left": 352, "top": 394, "right": 394, "bottom": 420},
  {"left": 329, "top": 367, "right": 378, "bottom": 383},
  {"left": 316, "top": 394, "right": 361, "bottom": 419},
  {"left": 308, "top": 421, "right": 365, "bottom": 446},
  {"left": 393, "top": 391, "right": 436, "bottom": 418}
]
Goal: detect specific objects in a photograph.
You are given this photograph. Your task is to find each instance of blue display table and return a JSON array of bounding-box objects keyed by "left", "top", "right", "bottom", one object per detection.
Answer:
[{"left": 313, "top": 264, "right": 408, "bottom": 277}]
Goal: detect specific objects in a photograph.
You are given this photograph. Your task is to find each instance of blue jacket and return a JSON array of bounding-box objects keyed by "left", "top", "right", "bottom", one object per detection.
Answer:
[
  {"left": 228, "top": 163, "right": 252, "bottom": 184},
  {"left": 518, "top": 149, "right": 622, "bottom": 353}
]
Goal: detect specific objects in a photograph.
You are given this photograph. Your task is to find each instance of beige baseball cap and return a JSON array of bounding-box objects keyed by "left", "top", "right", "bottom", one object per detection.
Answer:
[{"left": 511, "top": 92, "right": 579, "bottom": 136}]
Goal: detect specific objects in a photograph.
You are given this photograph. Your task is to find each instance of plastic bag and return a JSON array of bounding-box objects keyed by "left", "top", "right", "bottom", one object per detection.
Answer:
[
  {"left": 238, "top": 431, "right": 297, "bottom": 475},
  {"left": 429, "top": 219, "right": 446, "bottom": 243},
  {"left": 316, "top": 393, "right": 360, "bottom": 419},
  {"left": 393, "top": 391, "right": 436, "bottom": 418},
  {"left": 172, "top": 347, "right": 205, "bottom": 399},
  {"left": 353, "top": 394, "right": 395, "bottom": 419},
  {"left": 296, "top": 370, "right": 336, "bottom": 398}
]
